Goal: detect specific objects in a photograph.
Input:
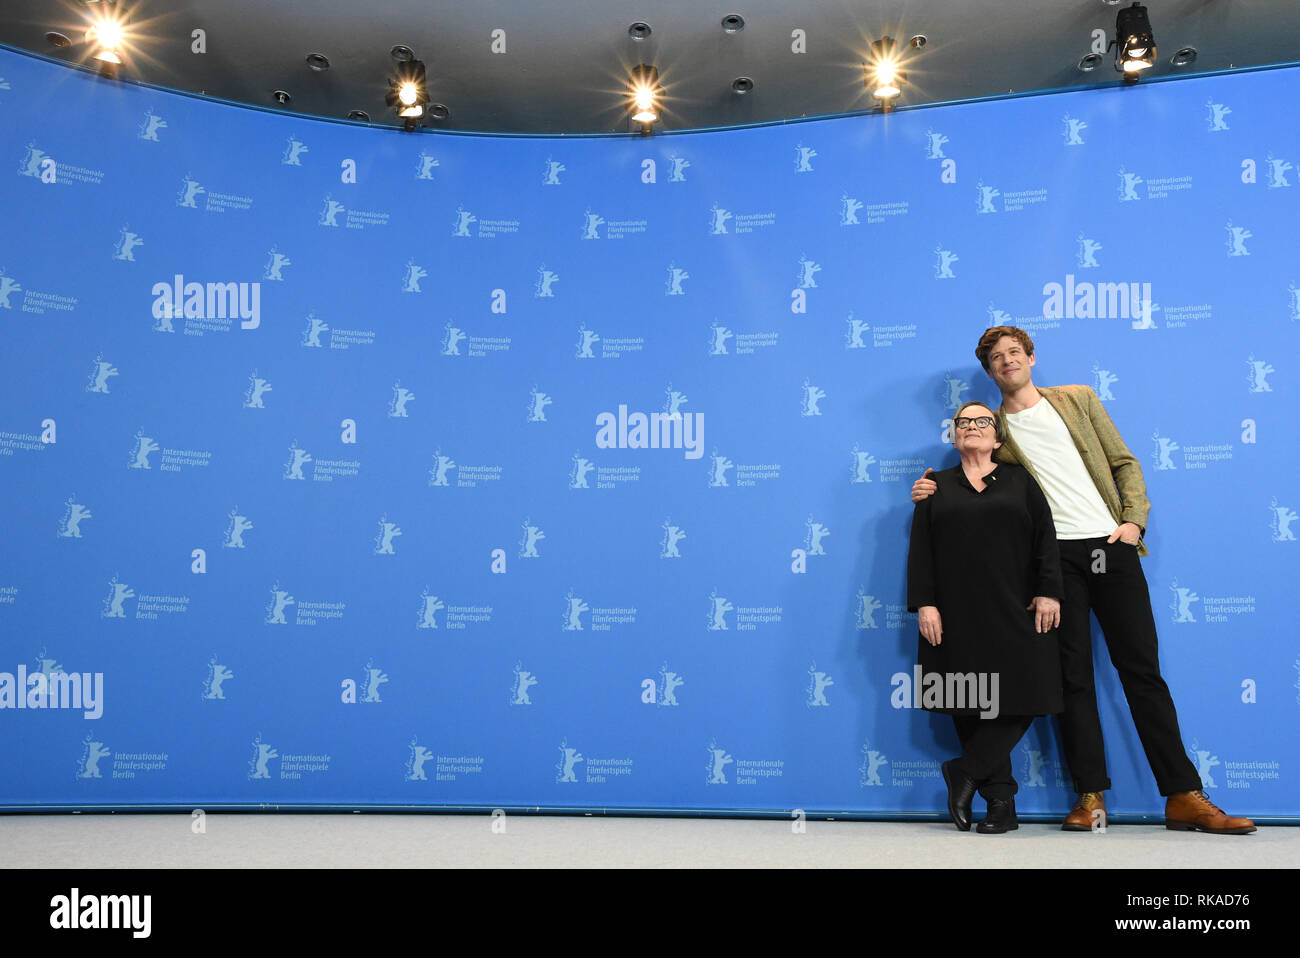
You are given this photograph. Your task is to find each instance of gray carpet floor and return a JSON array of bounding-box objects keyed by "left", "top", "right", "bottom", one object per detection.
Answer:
[{"left": 3, "top": 814, "right": 1293, "bottom": 868}]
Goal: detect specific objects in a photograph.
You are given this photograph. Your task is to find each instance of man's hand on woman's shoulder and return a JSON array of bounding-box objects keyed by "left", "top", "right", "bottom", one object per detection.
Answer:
[{"left": 911, "top": 468, "right": 937, "bottom": 504}]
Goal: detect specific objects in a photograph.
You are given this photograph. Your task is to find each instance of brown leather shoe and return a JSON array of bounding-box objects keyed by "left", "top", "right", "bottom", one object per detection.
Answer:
[
  {"left": 1062, "top": 791, "right": 1106, "bottom": 831},
  {"left": 1165, "top": 790, "right": 1257, "bottom": 834}
]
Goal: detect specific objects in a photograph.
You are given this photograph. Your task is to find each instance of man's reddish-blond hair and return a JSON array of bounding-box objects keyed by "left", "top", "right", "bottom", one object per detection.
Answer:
[{"left": 975, "top": 326, "right": 1034, "bottom": 373}]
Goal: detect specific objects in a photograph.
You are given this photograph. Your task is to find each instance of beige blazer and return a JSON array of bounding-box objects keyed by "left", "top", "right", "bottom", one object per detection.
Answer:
[{"left": 995, "top": 384, "right": 1152, "bottom": 556}]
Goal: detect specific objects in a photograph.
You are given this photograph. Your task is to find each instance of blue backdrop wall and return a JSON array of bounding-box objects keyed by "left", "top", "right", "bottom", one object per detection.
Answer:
[{"left": 1, "top": 45, "right": 1296, "bottom": 818}]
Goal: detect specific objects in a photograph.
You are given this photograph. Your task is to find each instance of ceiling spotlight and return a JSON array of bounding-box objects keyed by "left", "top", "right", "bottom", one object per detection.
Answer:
[
  {"left": 387, "top": 59, "right": 429, "bottom": 131},
  {"left": 628, "top": 22, "right": 652, "bottom": 40},
  {"left": 45, "top": 31, "right": 72, "bottom": 49},
  {"left": 721, "top": 15, "right": 745, "bottom": 34},
  {"left": 87, "top": 10, "right": 126, "bottom": 76},
  {"left": 1078, "top": 53, "right": 1104, "bottom": 71},
  {"left": 1171, "top": 47, "right": 1197, "bottom": 67},
  {"left": 732, "top": 76, "right": 754, "bottom": 94},
  {"left": 390, "top": 45, "right": 415, "bottom": 62},
  {"left": 630, "top": 63, "right": 661, "bottom": 131},
  {"left": 306, "top": 53, "right": 330, "bottom": 72},
  {"left": 867, "top": 37, "right": 904, "bottom": 105},
  {"left": 347, "top": 110, "right": 370, "bottom": 122},
  {"left": 1114, "top": 2, "right": 1156, "bottom": 79},
  {"left": 428, "top": 103, "right": 451, "bottom": 120}
]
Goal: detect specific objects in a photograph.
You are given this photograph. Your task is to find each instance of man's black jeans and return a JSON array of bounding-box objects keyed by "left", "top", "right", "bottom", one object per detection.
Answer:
[{"left": 1056, "top": 537, "right": 1202, "bottom": 797}]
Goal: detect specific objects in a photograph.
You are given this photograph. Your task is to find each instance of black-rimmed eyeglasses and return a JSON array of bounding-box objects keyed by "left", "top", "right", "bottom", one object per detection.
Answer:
[{"left": 954, "top": 416, "right": 995, "bottom": 429}]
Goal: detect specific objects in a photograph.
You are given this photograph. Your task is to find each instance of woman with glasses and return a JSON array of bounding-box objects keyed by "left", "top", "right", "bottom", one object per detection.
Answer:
[{"left": 907, "top": 400, "right": 1064, "bottom": 834}]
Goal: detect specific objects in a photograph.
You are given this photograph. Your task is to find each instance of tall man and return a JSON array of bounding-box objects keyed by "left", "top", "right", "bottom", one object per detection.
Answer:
[{"left": 911, "top": 326, "right": 1255, "bottom": 834}]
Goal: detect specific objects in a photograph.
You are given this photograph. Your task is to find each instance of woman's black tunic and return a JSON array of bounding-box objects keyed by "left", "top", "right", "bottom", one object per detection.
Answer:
[{"left": 906, "top": 462, "right": 1064, "bottom": 716}]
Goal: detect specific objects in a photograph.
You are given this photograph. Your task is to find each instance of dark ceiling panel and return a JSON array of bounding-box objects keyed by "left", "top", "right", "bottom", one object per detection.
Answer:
[{"left": 3, "top": 0, "right": 1298, "bottom": 133}]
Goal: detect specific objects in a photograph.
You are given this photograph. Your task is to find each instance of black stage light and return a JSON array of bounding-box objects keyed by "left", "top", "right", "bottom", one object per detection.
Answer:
[
  {"left": 1115, "top": 2, "right": 1157, "bottom": 80},
  {"left": 387, "top": 59, "right": 429, "bottom": 131},
  {"left": 630, "top": 63, "right": 661, "bottom": 133},
  {"left": 868, "top": 37, "right": 904, "bottom": 108},
  {"left": 88, "top": 8, "right": 126, "bottom": 77}
]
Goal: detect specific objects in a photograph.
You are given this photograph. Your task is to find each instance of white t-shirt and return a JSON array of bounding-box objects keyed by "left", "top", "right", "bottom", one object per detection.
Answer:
[{"left": 1002, "top": 397, "right": 1116, "bottom": 539}]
